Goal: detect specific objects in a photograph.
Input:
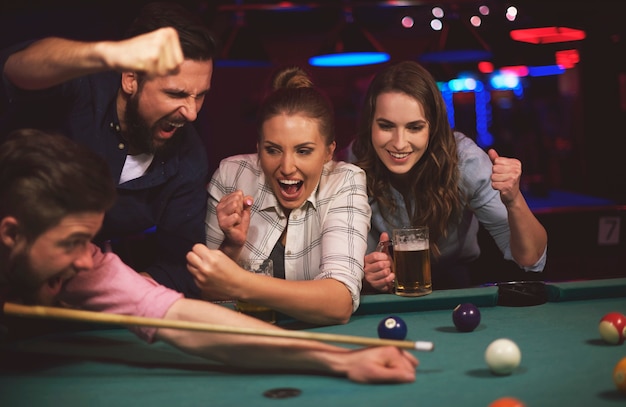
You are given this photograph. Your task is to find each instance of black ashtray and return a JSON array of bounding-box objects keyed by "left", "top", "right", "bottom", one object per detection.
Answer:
[{"left": 497, "top": 281, "right": 548, "bottom": 307}]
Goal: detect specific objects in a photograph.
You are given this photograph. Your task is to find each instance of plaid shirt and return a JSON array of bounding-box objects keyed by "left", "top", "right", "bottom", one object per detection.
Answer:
[{"left": 205, "top": 154, "right": 371, "bottom": 311}]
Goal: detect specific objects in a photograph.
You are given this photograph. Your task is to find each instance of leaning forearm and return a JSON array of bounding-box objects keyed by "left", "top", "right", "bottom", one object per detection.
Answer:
[
  {"left": 506, "top": 198, "right": 548, "bottom": 266},
  {"left": 243, "top": 278, "right": 355, "bottom": 325},
  {"left": 169, "top": 336, "right": 346, "bottom": 373},
  {"left": 5, "top": 38, "right": 110, "bottom": 90},
  {"left": 156, "top": 298, "right": 348, "bottom": 373}
]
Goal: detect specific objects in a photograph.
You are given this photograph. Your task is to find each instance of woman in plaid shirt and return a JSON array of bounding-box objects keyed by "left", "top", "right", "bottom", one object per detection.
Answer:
[{"left": 191, "top": 67, "right": 371, "bottom": 326}]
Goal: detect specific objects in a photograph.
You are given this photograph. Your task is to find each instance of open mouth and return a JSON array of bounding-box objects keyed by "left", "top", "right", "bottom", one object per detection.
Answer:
[
  {"left": 159, "top": 120, "right": 185, "bottom": 134},
  {"left": 278, "top": 179, "right": 303, "bottom": 196}
]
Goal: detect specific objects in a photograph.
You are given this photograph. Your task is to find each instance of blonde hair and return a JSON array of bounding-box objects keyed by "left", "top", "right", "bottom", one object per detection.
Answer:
[{"left": 257, "top": 67, "right": 335, "bottom": 146}]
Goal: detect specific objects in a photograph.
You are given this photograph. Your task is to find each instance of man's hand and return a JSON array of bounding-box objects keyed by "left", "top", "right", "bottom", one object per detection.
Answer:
[
  {"left": 341, "top": 346, "right": 418, "bottom": 383},
  {"left": 104, "top": 27, "right": 184, "bottom": 77}
]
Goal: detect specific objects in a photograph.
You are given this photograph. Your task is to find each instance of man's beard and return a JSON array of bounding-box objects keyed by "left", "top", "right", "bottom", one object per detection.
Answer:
[
  {"left": 123, "top": 94, "right": 182, "bottom": 155},
  {"left": 5, "top": 249, "right": 48, "bottom": 305}
]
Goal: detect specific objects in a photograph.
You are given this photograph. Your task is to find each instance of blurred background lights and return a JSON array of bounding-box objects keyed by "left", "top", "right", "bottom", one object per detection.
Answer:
[
  {"left": 401, "top": 16, "right": 414, "bottom": 28},
  {"left": 449, "top": 77, "right": 478, "bottom": 92},
  {"left": 490, "top": 72, "right": 520, "bottom": 90},
  {"left": 432, "top": 6, "right": 444, "bottom": 18},
  {"left": 556, "top": 49, "right": 580, "bottom": 69},
  {"left": 528, "top": 65, "right": 565, "bottom": 77},
  {"left": 430, "top": 19, "right": 443, "bottom": 31},
  {"left": 500, "top": 65, "right": 529, "bottom": 77},
  {"left": 470, "top": 15, "right": 482, "bottom": 27},
  {"left": 479, "top": 5, "right": 490, "bottom": 16},
  {"left": 506, "top": 6, "right": 518, "bottom": 21},
  {"left": 478, "top": 61, "right": 494, "bottom": 73}
]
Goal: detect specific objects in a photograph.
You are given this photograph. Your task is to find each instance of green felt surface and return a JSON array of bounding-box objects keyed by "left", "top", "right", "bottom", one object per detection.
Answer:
[
  {"left": 1, "top": 280, "right": 626, "bottom": 406},
  {"left": 547, "top": 278, "right": 626, "bottom": 301}
]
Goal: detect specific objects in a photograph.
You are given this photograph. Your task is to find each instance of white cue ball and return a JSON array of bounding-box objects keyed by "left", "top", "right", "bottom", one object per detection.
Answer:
[{"left": 484, "top": 338, "right": 522, "bottom": 375}]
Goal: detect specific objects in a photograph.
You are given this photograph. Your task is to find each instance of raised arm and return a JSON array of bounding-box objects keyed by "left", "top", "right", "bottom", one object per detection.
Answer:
[
  {"left": 4, "top": 27, "right": 183, "bottom": 90},
  {"left": 157, "top": 296, "right": 418, "bottom": 383},
  {"left": 488, "top": 149, "right": 548, "bottom": 266}
]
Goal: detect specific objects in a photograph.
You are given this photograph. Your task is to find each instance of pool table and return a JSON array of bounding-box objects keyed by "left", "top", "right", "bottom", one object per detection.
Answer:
[{"left": 1, "top": 278, "right": 625, "bottom": 407}]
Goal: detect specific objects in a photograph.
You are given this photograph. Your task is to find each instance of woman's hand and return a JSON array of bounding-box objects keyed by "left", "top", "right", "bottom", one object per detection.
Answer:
[
  {"left": 216, "top": 190, "right": 254, "bottom": 248},
  {"left": 363, "top": 232, "right": 395, "bottom": 293}
]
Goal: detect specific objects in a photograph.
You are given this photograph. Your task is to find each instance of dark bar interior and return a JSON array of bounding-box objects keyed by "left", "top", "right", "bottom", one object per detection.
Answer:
[{"left": 1, "top": 0, "right": 625, "bottom": 283}]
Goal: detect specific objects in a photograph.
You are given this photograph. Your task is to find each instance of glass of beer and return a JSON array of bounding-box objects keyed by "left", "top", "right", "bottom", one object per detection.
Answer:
[
  {"left": 235, "top": 259, "right": 276, "bottom": 324},
  {"left": 392, "top": 227, "right": 432, "bottom": 297}
]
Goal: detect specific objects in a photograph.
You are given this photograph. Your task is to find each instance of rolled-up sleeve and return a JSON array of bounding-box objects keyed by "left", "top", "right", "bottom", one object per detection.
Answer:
[
  {"left": 59, "top": 243, "right": 183, "bottom": 343},
  {"left": 316, "top": 164, "right": 371, "bottom": 311}
]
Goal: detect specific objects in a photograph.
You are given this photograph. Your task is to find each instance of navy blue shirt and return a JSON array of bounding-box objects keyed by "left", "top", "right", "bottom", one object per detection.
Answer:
[{"left": 1, "top": 42, "right": 207, "bottom": 297}]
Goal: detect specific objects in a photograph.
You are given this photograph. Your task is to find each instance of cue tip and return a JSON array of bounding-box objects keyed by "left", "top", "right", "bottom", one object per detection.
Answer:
[{"left": 414, "top": 341, "right": 434, "bottom": 352}]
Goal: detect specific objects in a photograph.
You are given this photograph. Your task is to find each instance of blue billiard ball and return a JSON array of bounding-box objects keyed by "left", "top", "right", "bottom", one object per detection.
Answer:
[
  {"left": 452, "top": 303, "right": 481, "bottom": 332},
  {"left": 377, "top": 315, "right": 408, "bottom": 340}
]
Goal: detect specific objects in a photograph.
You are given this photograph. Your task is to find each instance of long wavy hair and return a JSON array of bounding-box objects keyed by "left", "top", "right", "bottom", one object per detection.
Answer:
[{"left": 352, "top": 61, "right": 462, "bottom": 256}]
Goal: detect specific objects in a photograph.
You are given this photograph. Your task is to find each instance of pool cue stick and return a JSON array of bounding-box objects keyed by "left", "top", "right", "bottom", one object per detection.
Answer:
[{"left": 3, "top": 302, "right": 434, "bottom": 351}]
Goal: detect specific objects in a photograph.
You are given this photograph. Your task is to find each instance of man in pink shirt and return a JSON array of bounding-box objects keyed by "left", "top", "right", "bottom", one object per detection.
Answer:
[{"left": 0, "top": 129, "right": 418, "bottom": 383}]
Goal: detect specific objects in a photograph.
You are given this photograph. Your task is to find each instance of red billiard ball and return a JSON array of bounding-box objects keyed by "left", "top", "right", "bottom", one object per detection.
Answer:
[
  {"left": 452, "top": 303, "right": 481, "bottom": 332},
  {"left": 488, "top": 397, "right": 526, "bottom": 407},
  {"left": 598, "top": 312, "right": 626, "bottom": 345},
  {"left": 377, "top": 315, "right": 408, "bottom": 340},
  {"left": 614, "top": 357, "right": 626, "bottom": 394}
]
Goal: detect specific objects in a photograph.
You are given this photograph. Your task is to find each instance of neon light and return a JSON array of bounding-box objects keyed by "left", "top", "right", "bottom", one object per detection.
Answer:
[
  {"left": 528, "top": 65, "right": 565, "bottom": 77},
  {"left": 555, "top": 49, "right": 580, "bottom": 69},
  {"left": 478, "top": 61, "right": 494, "bottom": 74},
  {"left": 449, "top": 78, "right": 478, "bottom": 92},
  {"left": 475, "top": 84, "right": 493, "bottom": 148},
  {"left": 419, "top": 49, "right": 492, "bottom": 63},
  {"left": 490, "top": 73, "right": 521, "bottom": 90},
  {"left": 438, "top": 82, "right": 455, "bottom": 129},
  {"left": 308, "top": 52, "right": 390, "bottom": 67},
  {"left": 510, "top": 27, "right": 586, "bottom": 44},
  {"left": 440, "top": 79, "right": 493, "bottom": 148},
  {"left": 499, "top": 65, "right": 529, "bottom": 77}
]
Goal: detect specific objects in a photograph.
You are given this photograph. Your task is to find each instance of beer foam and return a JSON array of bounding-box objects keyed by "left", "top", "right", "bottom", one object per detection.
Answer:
[{"left": 394, "top": 241, "right": 428, "bottom": 251}]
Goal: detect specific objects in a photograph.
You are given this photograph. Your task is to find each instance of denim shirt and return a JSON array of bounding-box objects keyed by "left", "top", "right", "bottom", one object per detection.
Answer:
[
  {"left": 346, "top": 133, "right": 546, "bottom": 288},
  {"left": 1, "top": 42, "right": 208, "bottom": 297}
]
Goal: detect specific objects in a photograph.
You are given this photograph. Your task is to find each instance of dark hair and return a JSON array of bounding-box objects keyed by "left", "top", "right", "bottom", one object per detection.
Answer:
[
  {"left": 352, "top": 61, "right": 461, "bottom": 255},
  {"left": 256, "top": 66, "right": 335, "bottom": 146},
  {"left": 0, "top": 129, "right": 117, "bottom": 240},
  {"left": 125, "top": 2, "right": 217, "bottom": 61}
]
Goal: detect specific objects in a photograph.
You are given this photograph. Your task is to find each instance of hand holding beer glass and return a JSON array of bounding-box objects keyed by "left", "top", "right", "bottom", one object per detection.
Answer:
[
  {"left": 378, "top": 227, "right": 432, "bottom": 297},
  {"left": 235, "top": 259, "right": 276, "bottom": 323}
]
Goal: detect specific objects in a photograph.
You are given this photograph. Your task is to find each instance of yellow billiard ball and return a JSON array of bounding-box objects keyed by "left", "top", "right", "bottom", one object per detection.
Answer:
[{"left": 614, "top": 357, "right": 626, "bottom": 394}]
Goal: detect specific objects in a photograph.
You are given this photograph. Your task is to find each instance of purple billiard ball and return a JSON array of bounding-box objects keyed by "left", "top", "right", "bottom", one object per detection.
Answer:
[
  {"left": 377, "top": 315, "right": 408, "bottom": 340},
  {"left": 452, "top": 303, "right": 481, "bottom": 332}
]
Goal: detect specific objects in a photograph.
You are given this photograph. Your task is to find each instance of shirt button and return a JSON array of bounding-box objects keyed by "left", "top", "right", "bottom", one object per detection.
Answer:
[
  {"left": 118, "top": 143, "right": 125, "bottom": 150},
  {"left": 292, "top": 215, "right": 298, "bottom": 220},
  {"left": 286, "top": 250, "right": 292, "bottom": 255}
]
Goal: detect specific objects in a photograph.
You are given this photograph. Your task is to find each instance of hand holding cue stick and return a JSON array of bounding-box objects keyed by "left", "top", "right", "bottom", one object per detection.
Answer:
[{"left": 2, "top": 302, "right": 434, "bottom": 351}]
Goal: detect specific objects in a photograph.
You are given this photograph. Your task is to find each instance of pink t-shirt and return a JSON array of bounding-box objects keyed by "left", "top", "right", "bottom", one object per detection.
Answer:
[{"left": 59, "top": 243, "right": 183, "bottom": 342}]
